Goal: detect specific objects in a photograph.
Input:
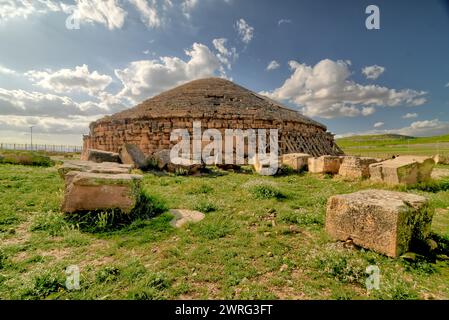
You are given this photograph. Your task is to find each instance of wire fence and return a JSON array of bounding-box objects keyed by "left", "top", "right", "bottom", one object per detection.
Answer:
[{"left": 0, "top": 143, "right": 82, "bottom": 153}]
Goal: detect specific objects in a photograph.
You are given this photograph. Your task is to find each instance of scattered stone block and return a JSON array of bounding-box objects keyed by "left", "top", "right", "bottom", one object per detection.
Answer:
[
  {"left": 369, "top": 156, "right": 435, "bottom": 185},
  {"left": 434, "top": 154, "right": 449, "bottom": 165},
  {"left": 61, "top": 172, "right": 142, "bottom": 214},
  {"left": 58, "top": 160, "right": 132, "bottom": 178},
  {"left": 87, "top": 149, "right": 121, "bottom": 163},
  {"left": 119, "top": 144, "right": 148, "bottom": 169},
  {"left": 308, "top": 155, "right": 343, "bottom": 174},
  {"left": 252, "top": 154, "right": 279, "bottom": 176},
  {"left": 338, "top": 156, "right": 378, "bottom": 179},
  {"left": 326, "top": 189, "right": 433, "bottom": 257},
  {"left": 281, "top": 153, "right": 311, "bottom": 171},
  {"left": 149, "top": 149, "right": 204, "bottom": 175},
  {"left": 169, "top": 209, "right": 205, "bottom": 228}
]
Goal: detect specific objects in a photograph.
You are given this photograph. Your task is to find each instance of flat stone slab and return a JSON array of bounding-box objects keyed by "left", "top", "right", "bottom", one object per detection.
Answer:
[
  {"left": 58, "top": 160, "right": 133, "bottom": 178},
  {"left": 61, "top": 171, "right": 142, "bottom": 214},
  {"left": 87, "top": 149, "right": 121, "bottom": 163},
  {"left": 369, "top": 156, "right": 434, "bottom": 185},
  {"left": 169, "top": 209, "right": 205, "bottom": 228},
  {"left": 119, "top": 144, "right": 148, "bottom": 169},
  {"left": 326, "top": 189, "right": 433, "bottom": 257}
]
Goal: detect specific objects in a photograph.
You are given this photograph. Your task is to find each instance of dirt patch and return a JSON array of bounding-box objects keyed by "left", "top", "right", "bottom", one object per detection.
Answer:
[{"left": 1, "top": 220, "right": 32, "bottom": 246}]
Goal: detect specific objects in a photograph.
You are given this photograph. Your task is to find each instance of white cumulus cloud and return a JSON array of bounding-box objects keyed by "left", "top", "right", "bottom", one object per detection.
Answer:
[
  {"left": 62, "top": 0, "right": 127, "bottom": 30},
  {"left": 362, "top": 65, "right": 385, "bottom": 80},
  {"left": 26, "top": 64, "right": 113, "bottom": 96},
  {"left": 235, "top": 18, "right": 254, "bottom": 44},
  {"left": 260, "top": 59, "right": 427, "bottom": 119},
  {"left": 402, "top": 112, "right": 418, "bottom": 119},
  {"left": 212, "top": 38, "right": 238, "bottom": 70},
  {"left": 130, "top": 0, "right": 161, "bottom": 28},
  {"left": 0, "top": 0, "right": 60, "bottom": 22},
  {"left": 373, "top": 122, "right": 384, "bottom": 128},
  {"left": 115, "top": 42, "right": 223, "bottom": 103}
]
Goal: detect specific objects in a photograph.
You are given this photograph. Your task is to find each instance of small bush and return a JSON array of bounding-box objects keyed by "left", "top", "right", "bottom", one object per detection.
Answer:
[
  {"left": 22, "top": 271, "right": 65, "bottom": 299},
  {"left": 194, "top": 200, "right": 217, "bottom": 213},
  {"left": 0, "top": 151, "right": 54, "bottom": 167},
  {"left": 96, "top": 266, "right": 121, "bottom": 283},
  {"left": 314, "top": 248, "right": 366, "bottom": 284},
  {"left": 187, "top": 184, "right": 213, "bottom": 195},
  {"left": 250, "top": 185, "right": 286, "bottom": 200}
]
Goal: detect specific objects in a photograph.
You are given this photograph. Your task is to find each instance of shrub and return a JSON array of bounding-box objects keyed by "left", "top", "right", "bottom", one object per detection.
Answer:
[
  {"left": 194, "top": 200, "right": 217, "bottom": 213},
  {"left": 0, "top": 151, "right": 54, "bottom": 167},
  {"left": 400, "top": 179, "right": 449, "bottom": 193},
  {"left": 250, "top": 185, "right": 286, "bottom": 200},
  {"left": 96, "top": 266, "right": 121, "bottom": 283},
  {"left": 22, "top": 271, "right": 65, "bottom": 299}
]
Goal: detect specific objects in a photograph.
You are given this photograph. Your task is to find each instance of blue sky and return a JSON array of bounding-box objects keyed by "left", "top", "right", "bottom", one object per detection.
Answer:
[{"left": 0, "top": 0, "right": 448, "bottom": 145}]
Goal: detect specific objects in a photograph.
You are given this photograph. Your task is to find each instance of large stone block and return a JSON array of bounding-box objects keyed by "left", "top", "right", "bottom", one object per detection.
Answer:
[
  {"left": 326, "top": 189, "right": 433, "bottom": 257},
  {"left": 87, "top": 149, "right": 121, "bottom": 163},
  {"left": 149, "top": 149, "right": 204, "bottom": 175},
  {"left": 281, "top": 153, "right": 311, "bottom": 171},
  {"left": 61, "top": 172, "right": 142, "bottom": 214},
  {"left": 119, "top": 144, "right": 148, "bottom": 169},
  {"left": 369, "top": 156, "right": 435, "bottom": 185},
  {"left": 338, "top": 156, "right": 379, "bottom": 179},
  {"left": 308, "top": 156, "right": 342, "bottom": 174}
]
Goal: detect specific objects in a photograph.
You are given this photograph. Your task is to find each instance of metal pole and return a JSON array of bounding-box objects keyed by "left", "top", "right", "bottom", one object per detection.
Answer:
[{"left": 30, "top": 126, "right": 34, "bottom": 151}]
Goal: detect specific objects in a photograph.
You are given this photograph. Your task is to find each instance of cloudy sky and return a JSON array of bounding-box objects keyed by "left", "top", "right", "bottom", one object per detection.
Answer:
[{"left": 0, "top": 0, "right": 449, "bottom": 145}]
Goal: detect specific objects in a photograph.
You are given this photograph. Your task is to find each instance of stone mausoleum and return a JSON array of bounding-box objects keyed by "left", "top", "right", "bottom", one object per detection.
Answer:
[{"left": 81, "top": 78, "right": 343, "bottom": 159}]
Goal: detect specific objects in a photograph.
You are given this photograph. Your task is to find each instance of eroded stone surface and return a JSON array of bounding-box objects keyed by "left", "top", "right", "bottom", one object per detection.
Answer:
[
  {"left": 326, "top": 189, "right": 433, "bottom": 257},
  {"left": 281, "top": 153, "right": 311, "bottom": 171},
  {"left": 369, "top": 156, "right": 435, "bottom": 185},
  {"left": 338, "top": 156, "right": 378, "bottom": 179},
  {"left": 434, "top": 154, "right": 449, "bottom": 165},
  {"left": 308, "top": 156, "right": 343, "bottom": 174},
  {"left": 149, "top": 149, "right": 204, "bottom": 174},
  {"left": 58, "top": 160, "right": 133, "bottom": 178},
  {"left": 169, "top": 209, "right": 205, "bottom": 228},
  {"left": 119, "top": 144, "right": 148, "bottom": 169},
  {"left": 61, "top": 171, "right": 142, "bottom": 214},
  {"left": 87, "top": 149, "right": 121, "bottom": 163}
]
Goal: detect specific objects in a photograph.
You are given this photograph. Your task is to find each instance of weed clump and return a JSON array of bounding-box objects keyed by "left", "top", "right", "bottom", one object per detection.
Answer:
[{"left": 65, "top": 191, "right": 168, "bottom": 232}]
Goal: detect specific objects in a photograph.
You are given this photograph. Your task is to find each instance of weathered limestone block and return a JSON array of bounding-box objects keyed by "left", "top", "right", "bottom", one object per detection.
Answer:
[
  {"left": 149, "top": 149, "right": 204, "bottom": 174},
  {"left": 58, "top": 160, "right": 132, "bottom": 179},
  {"left": 169, "top": 209, "right": 205, "bottom": 228},
  {"left": 61, "top": 172, "right": 142, "bottom": 214},
  {"left": 434, "top": 154, "right": 449, "bottom": 165},
  {"left": 326, "top": 189, "right": 433, "bottom": 257},
  {"left": 281, "top": 153, "right": 311, "bottom": 171},
  {"left": 308, "top": 156, "right": 343, "bottom": 174},
  {"left": 338, "top": 156, "right": 379, "bottom": 179},
  {"left": 119, "top": 144, "right": 148, "bottom": 170},
  {"left": 252, "top": 154, "right": 280, "bottom": 176},
  {"left": 87, "top": 149, "right": 121, "bottom": 163},
  {"left": 369, "top": 156, "right": 435, "bottom": 185}
]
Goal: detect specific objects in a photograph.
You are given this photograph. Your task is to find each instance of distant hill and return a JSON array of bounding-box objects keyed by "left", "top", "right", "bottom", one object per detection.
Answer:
[{"left": 337, "top": 133, "right": 449, "bottom": 148}]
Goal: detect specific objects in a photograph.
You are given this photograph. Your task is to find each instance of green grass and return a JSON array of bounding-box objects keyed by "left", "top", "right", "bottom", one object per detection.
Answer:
[
  {"left": 337, "top": 134, "right": 449, "bottom": 158},
  {"left": 0, "top": 150, "right": 55, "bottom": 167},
  {"left": 0, "top": 163, "right": 449, "bottom": 300}
]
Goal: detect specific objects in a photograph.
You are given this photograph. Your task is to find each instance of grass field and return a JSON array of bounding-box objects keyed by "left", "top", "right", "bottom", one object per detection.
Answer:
[
  {"left": 1, "top": 163, "right": 449, "bottom": 300},
  {"left": 337, "top": 134, "right": 449, "bottom": 159}
]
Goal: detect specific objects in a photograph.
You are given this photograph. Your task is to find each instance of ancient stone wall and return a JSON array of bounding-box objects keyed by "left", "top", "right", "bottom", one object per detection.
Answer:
[{"left": 82, "top": 117, "right": 343, "bottom": 159}]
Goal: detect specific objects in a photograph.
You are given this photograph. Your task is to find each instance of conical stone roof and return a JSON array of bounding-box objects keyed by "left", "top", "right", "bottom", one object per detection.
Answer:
[{"left": 100, "top": 78, "right": 326, "bottom": 129}]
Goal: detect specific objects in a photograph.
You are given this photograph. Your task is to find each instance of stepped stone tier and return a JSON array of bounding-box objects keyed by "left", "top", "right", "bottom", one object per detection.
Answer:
[{"left": 82, "top": 78, "right": 343, "bottom": 160}]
